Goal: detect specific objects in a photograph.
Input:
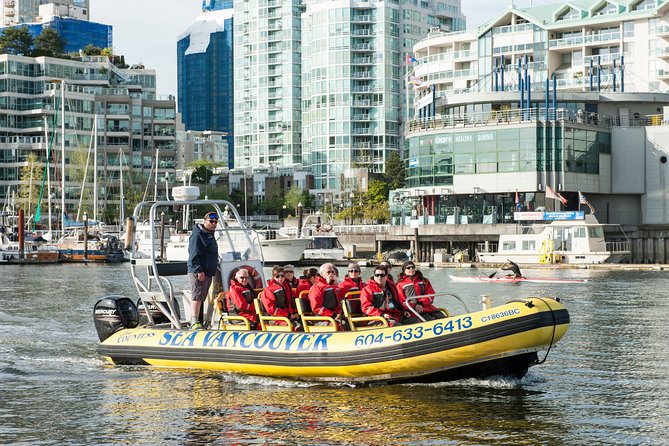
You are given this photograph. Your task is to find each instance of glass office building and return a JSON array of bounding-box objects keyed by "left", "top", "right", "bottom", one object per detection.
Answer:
[
  {"left": 177, "top": 8, "right": 234, "bottom": 168},
  {"left": 399, "top": 0, "right": 669, "bottom": 226}
]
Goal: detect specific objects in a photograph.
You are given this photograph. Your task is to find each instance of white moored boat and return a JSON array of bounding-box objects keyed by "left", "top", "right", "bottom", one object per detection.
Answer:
[
  {"left": 299, "top": 214, "right": 345, "bottom": 262},
  {"left": 477, "top": 213, "right": 630, "bottom": 264},
  {"left": 255, "top": 229, "right": 312, "bottom": 264}
]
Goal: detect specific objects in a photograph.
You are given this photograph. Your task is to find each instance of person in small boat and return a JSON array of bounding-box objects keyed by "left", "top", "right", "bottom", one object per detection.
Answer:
[
  {"left": 308, "top": 262, "right": 342, "bottom": 323},
  {"left": 187, "top": 211, "right": 220, "bottom": 330},
  {"left": 338, "top": 262, "right": 363, "bottom": 298},
  {"left": 283, "top": 264, "right": 299, "bottom": 289},
  {"left": 396, "top": 261, "right": 446, "bottom": 321},
  {"left": 379, "top": 260, "right": 395, "bottom": 284},
  {"left": 360, "top": 265, "right": 416, "bottom": 326},
  {"left": 295, "top": 267, "right": 319, "bottom": 297},
  {"left": 262, "top": 265, "right": 301, "bottom": 328},
  {"left": 501, "top": 260, "right": 523, "bottom": 278},
  {"left": 226, "top": 269, "right": 259, "bottom": 329}
]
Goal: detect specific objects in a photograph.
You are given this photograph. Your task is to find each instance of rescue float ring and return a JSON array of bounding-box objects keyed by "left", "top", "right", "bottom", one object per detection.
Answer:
[{"left": 229, "top": 265, "right": 263, "bottom": 289}]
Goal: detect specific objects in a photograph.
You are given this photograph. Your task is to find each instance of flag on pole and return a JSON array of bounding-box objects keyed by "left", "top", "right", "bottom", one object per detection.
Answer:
[
  {"left": 545, "top": 185, "right": 568, "bottom": 205},
  {"left": 406, "top": 53, "right": 417, "bottom": 64},
  {"left": 578, "top": 191, "right": 596, "bottom": 214},
  {"left": 408, "top": 74, "right": 424, "bottom": 88}
]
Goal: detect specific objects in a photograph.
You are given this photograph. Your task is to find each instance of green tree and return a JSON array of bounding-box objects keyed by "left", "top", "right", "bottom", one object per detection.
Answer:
[
  {"left": 82, "top": 44, "right": 103, "bottom": 56},
  {"left": 18, "top": 153, "right": 44, "bottom": 219},
  {"left": 363, "top": 202, "right": 390, "bottom": 223},
  {"left": 229, "top": 188, "right": 252, "bottom": 218},
  {"left": 366, "top": 179, "right": 390, "bottom": 204},
  {"left": 385, "top": 150, "right": 405, "bottom": 191},
  {"left": 260, "top": 192, "right": 285, "bottom": 215},
  {"left": 189, "top": 160, "right": 217, "bottom": 184},
  {"left": 67, "top": 146, "right": 94, "bottom": 218},
  {"left": 34, "top": 28, "right": 65, "bottom": 57},
  {"left": 284, "top": 187, "right": 309, "bottom": 214},
  {"left": 0, "top": 26, "right": 34, "bottom": 56}
]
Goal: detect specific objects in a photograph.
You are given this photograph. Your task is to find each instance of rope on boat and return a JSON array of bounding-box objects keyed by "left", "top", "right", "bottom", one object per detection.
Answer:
[{"left": 532, "top": 297, "right": 558, "bottom": 365}]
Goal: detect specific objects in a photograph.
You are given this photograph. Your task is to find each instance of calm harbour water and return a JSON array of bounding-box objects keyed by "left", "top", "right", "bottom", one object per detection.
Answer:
[{"left": 1, "top": 263, "right": 668, "bottom": 445}]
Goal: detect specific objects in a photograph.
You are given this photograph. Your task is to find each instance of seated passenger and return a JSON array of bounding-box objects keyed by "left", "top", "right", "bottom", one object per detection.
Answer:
[
  {"left": 396, "top": 261, "right": 446, "bottom": 321},
  {"left": 308, "top": 263, "right": 342, "bottom": 325},
  {"left": 283, "top": 264, "right": 299, "bottom": 289},
  {"left": 295, "top": 267, "right": 319, "bottom": 297},
  {"left": 360, "top": 265, "right": 418, "bottom": 326},
  {"left": 261, "top": 265, "right": 300, "bottom": 328},
  {"left": 338, "top": 262, "right": 363, "bottom": 298},
  {"left": 379, "top": 260, "right": 396, "bottom": 284},
  {"left": 226, "top": 269, "right": 259, "bottom": 329}
]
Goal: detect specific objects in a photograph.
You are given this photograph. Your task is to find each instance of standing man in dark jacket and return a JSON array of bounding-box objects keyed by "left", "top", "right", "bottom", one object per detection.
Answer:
[{"left": 187, "top": 211, "right": 220, "bottom": 329}]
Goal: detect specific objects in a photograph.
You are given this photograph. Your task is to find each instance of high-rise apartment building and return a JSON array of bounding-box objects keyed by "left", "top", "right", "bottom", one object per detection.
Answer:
[
  {"left": 177, "top": 5, "right": 234, "bottom": 168},
  {"left": 233, "top": 0, "right": 304, "bottom": 170},
  {"left": 299, "top": 0, "right": 464, "bottom": 202},
  {"left": 0, "top": 54, "right": 176, "bottom": 221}
]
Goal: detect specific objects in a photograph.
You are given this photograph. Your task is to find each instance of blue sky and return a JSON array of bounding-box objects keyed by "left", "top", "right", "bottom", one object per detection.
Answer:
[{"left": 90, "top": 0, "right": 555, "bottom": 97}]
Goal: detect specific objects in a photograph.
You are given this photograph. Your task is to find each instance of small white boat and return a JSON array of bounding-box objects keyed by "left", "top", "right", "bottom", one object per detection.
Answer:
[
  {"left": 299, "top": 214, "right": 345, "bottom": 261},
  {"left": 255, "top": 229, "right": 312, "bottom": 264},
  {"left": 477, "top": 214, "right": 630, "bottom": 264}
]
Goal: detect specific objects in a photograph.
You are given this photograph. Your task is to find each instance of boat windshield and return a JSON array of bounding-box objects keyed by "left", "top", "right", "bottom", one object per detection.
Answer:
[{"left": 307, "top": 237, "right": 343, "bottom": 250}]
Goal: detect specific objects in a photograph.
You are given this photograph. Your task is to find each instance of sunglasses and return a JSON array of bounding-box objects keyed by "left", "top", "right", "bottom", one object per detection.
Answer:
[
  {"left": 207, "top": 219, "right": 219, "bottom": 224},
  {"left": 405, "top": 265, "right": 416, "bottom": 270},
  {"left": 237, "top": 276, "right": 249, "bottom": 280},
  {"left": 275, "top": 274, "right": 285, "bottom": 278},
  {"left": 348, "top": 269, "right": 360, "bottom": 273},
  {"left": 374, "top": 273, "right": 387, "bottom": 278}
]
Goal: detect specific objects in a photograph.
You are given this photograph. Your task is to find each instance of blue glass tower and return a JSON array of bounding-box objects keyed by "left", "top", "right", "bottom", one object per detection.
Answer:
[
  {"left": 7, "top": 17, "right": 112, "bottom": 53},
  {"left": 177, "top": 8, "right": 234, "bottom": 168}
]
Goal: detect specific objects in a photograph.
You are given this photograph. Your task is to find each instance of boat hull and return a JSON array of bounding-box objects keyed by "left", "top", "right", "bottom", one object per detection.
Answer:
[
  {"left": 477, "top": 252, "right": 614, "bottom": 264},
  {"left": 450, "top": 275, "right": 588, "bottom": 284},
  {"left": 259, "top": 237, "right": 311, "bottom": 264},
  {"left": 97, "top": 297, "right": 569, "bottom": 383}
]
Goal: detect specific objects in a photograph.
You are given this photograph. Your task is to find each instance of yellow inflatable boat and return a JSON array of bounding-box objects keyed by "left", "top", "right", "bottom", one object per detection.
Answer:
[
  {"left": 94, "top": 194, "right": 569, "bottom": 384},
  {"left": 95, "top": 295, "right": 568, "bottom": 384}
]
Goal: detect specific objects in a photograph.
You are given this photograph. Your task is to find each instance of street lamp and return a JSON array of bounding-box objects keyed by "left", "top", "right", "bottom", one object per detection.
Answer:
[
  {"left": 296, "top": 202, "right": 303, "bottom": 238},
  {"left": 282, "top": 204, "right": 287, "bottom": 220},
  {"left": 349, "top": 192, "right": 355, "bottom": 225}
]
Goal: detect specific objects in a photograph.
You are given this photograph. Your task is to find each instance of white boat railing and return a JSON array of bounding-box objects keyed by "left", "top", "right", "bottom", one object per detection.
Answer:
[
  {"left": 607, "top": 240, "right": 631, "bottom": 253},
  {"left": 333, "top": 224, "right": 389, "bottom": 234}
]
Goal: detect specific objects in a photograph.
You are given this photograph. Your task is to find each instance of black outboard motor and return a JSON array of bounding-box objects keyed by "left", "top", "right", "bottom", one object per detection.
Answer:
[
  {"left": 94, "top": 295, "right": 139, "bottom": 342},
  {"left": 137, "top": 298, "right": 180, "bottom": 326}
]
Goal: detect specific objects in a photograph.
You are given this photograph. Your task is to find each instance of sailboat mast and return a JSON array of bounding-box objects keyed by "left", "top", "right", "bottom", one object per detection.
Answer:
[
  {"left": 60, "top": 80, "right": 65, "bottom": 236},
  {"left": 119, "top": 146, "right": 125, "bottom": 226},
  {"left": 44, "top": 117, "right": 52, "bottom": 234},
  {"left": 153, "top": 146, "right": 159, "bottom": 201},
  {"left": 93, "top": 114, "right": 98, "bottom": 222}
]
